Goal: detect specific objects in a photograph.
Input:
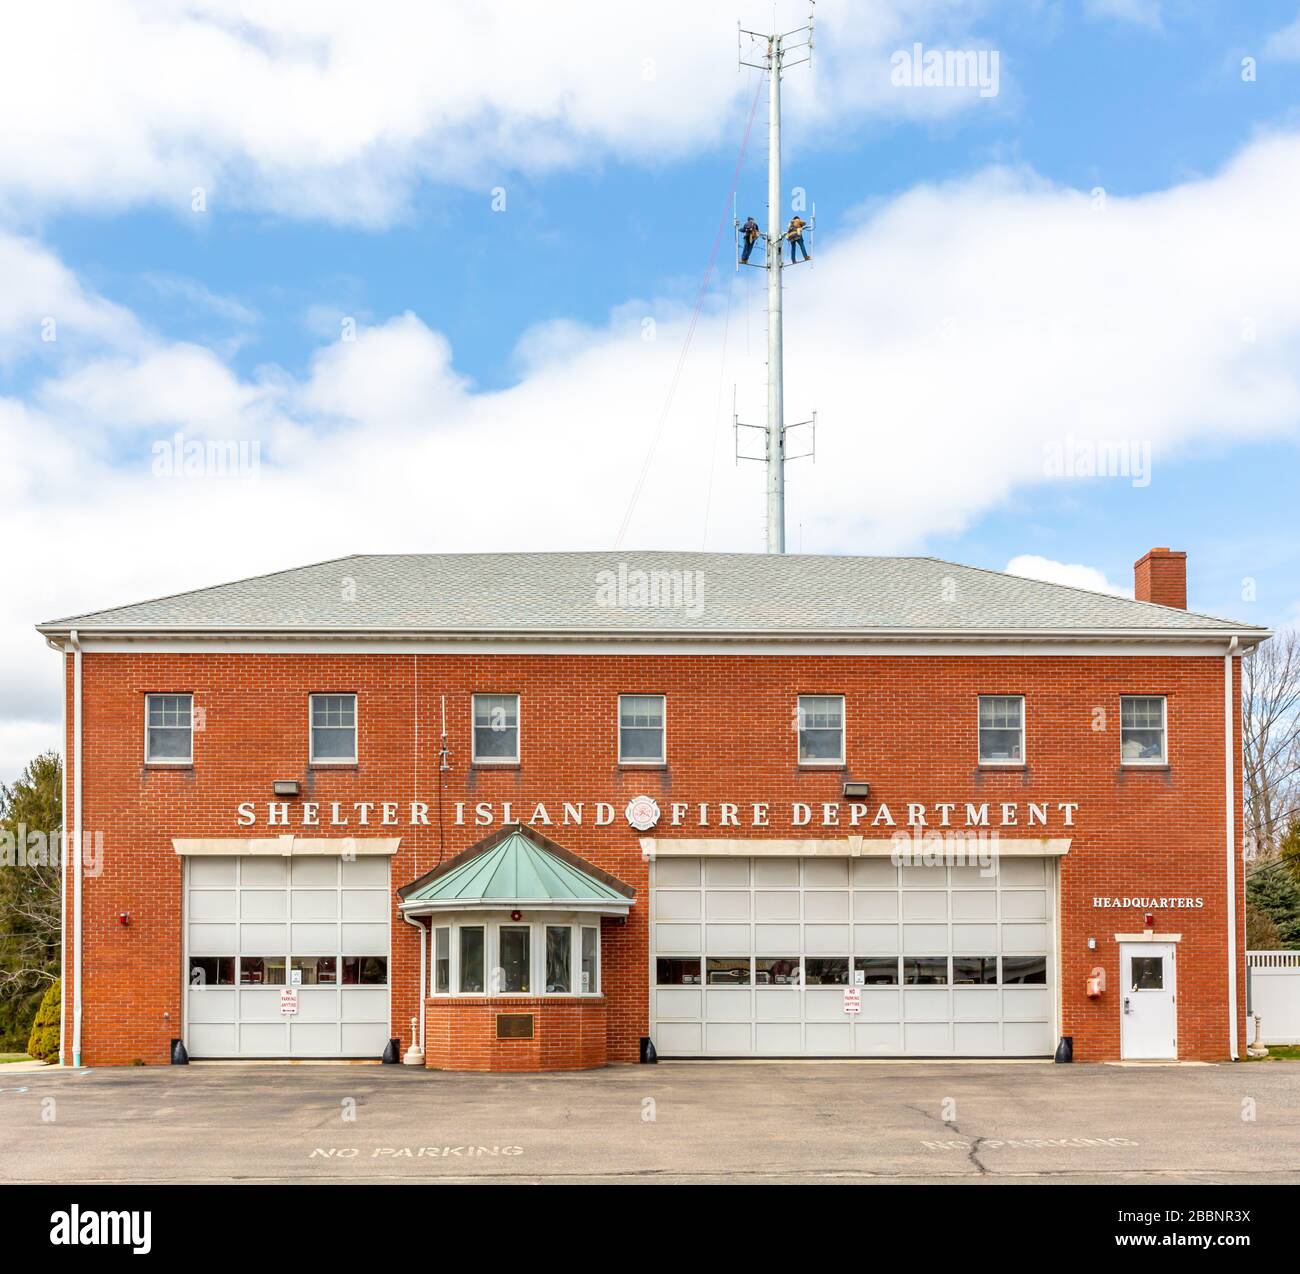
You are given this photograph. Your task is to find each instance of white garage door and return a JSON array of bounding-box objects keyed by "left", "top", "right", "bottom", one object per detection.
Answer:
[
  {"left": 185, "top": 855, "right": 391, "bottom": 1058},
  {"left": 650, "top": 855, "right": 1055, "bottom": 1057}
]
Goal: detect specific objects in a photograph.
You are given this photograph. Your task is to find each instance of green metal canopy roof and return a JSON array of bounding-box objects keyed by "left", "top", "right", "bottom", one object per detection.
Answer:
[{"left": 399, "top": 825, "right": 634, "bottom": 913}]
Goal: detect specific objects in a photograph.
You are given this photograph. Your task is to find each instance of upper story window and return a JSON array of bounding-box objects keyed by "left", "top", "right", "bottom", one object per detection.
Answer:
[
  {"left": 619, "top": 694, "right": 666, "bottom": 764},
  {"left": 1121, "top": 695, "right": 1166, "bottom": 764},
  {"left": 472, "top": 693, "right": 519, "bottom": 764},
  {"left": 978, "top": 695, "right": 1024, "bottom": 765},
  {"left": 310, "top": 694, "right": 357, "bottom": 764},
  {"left": 797, "top": 695, "right": 845, "bottom": 765},
  {"left": 145, "top": 693, "right": 193, "bottom": 764}
]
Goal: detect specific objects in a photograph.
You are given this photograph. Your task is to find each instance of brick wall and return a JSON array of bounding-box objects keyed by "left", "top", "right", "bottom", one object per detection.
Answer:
[
  {"left": 60, "top": 648, "right": 1245, "bottom": 1065},
  {"left": 424, "top": 995, "right": 607, "bottom": 1071}
]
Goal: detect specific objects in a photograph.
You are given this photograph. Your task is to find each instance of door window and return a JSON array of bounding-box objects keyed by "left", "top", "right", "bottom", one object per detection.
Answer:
[{"left": 1130, "top": 956, "right": 1164, "bottom": 990}]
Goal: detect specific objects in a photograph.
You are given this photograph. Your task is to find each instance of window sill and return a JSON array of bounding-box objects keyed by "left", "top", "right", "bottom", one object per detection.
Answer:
[
  {"left": 978, "top": 762, "right": 1027, "bottom": 770},
  {"left": 618, "top": 761, "right": 667, "bottom": 770},
  {"left": 472, "top": 761, "right": 522, "bottom": 771},
  {"left": 797, "top": 762, "right": 847, "bottom": 771},
  {"left": 144, "top": 761, "right": 193, "bottom": 770},
  {"left": 310, "top": 761, "right": 358, "bottom": 769},
  {"left": 1119, "top": 763, "right": 1171, "bottom": 772}
]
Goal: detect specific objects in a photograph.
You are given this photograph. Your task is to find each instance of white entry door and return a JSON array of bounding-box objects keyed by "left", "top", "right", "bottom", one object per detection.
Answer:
[{"left": 1120, "top": 942, "right": 1177, "bottom": 1059}]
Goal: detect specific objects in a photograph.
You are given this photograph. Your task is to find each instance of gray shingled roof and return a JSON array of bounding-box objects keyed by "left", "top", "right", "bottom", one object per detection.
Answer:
[{"left": 35, "top": 552, "right": 1268, "bottom": 641}]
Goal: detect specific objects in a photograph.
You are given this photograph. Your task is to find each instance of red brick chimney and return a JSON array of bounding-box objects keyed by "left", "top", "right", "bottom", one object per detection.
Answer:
[{"left": 1134, "top": 547, "right": 1187, "bottom": 609}]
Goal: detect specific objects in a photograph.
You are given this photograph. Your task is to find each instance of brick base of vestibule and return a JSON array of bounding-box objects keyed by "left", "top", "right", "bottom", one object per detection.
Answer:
[{"left": 424, "top": 996, "right": 608, "bottom": 1071}]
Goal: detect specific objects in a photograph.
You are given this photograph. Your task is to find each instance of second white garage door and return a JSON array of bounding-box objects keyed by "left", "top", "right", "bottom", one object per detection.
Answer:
[
  {"left": 184, "top": 854, "right": 391, "bottom": 1058},
  {"left": 650, "top": 855, "right": 1055, "bottom": 1057}
]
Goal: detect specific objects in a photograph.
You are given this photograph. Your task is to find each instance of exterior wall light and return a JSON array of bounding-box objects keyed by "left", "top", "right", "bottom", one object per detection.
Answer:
[
  {"left": 273, "top": 780, "right": 301, "bottom": 797},
  {"left": 842, "top": 781, "right": 870, "bottom": 799}
]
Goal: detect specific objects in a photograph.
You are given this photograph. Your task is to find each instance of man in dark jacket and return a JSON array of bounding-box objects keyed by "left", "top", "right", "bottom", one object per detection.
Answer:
[
  {"left": 740, "top": 216, "right": 762, "bottom": 264},
  {"left": 786, "top": 215, "right": 808, "bottom": 262}
]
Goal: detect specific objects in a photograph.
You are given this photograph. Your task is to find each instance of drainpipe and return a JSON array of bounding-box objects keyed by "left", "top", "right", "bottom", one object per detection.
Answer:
[
  {"left": 52, "top": 639, "right": 67, "bottom": 1066},
  {"left": 1225, "top": 634, "right": 1240, "bottom": 1060},
  {"left": 70, "top": 629, "right": 83, "bottom": 1068},
  {"left": 401, "top": 910, "right": 427, "bottom": 1052}
]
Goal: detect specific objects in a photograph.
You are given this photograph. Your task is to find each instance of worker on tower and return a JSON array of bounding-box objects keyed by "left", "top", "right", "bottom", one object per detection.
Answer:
[
  {"left": 739, "top": 215, "right": 762, "bottom": 264},
  {"left": 786, "top": 215, "right": 808, "bottom": 262}
]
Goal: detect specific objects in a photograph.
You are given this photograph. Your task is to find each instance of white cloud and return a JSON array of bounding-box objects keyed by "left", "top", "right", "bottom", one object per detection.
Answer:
[
  {"left": 1083, "top": 0, "right": 1162, "bottom": 28},
  {"left": 1265, "top": 14, "right": 1300, "bottom": 61},
  {"left": 0, "top": 232, "right": 140, "bottom": 363},
  {"left": 1004, "top": 555, "right": 1130, "bottom": 598},
  {"left": 5, "top": 127, "right": 1300, "bottom": 779},
  {"left": 0, "top": 0, "right": 1002, "bottom": 224}
]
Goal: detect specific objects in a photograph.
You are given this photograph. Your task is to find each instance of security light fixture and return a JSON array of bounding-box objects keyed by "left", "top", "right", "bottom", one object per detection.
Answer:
[
  {"left": 273, "top": 780, "right": 300, "bottom": 797},
  {"left": 842, "top": 781, "right": 870, "bottom": 799}
]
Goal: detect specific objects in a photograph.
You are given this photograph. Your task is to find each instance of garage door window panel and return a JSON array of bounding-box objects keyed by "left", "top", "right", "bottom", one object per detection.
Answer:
[
  {"left": 240, "top": 956, "right": 286, "bottom": 985},
  {"left": 189, "top": 956, "right": 234, "bottom": 987},
  {"left": 657, "top": 957, "right": 701, "bottom": 986},
  {"left": 755, "top": 957, "right": 801, "bottom": 985},
  {"left": 706, "top": 957, "right": 751, "bottom": 986},
  {"left": 805, "top": 957, "right": 850, "bottom": 985}
]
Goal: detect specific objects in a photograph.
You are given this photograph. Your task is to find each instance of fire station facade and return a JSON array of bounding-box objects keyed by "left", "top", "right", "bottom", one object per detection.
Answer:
[{"left": 37, "top": 549, "right": 1268, "bottom": 1069}]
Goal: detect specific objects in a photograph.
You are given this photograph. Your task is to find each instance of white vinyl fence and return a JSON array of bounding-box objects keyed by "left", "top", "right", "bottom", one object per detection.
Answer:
[{"left": 1246, "top": 952, "right": 1300, "bottom": 1045}]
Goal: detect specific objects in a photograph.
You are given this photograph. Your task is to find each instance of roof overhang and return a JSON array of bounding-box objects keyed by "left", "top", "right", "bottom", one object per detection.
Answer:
[
  {"left": 35, "top": 624, "right": 1272, "bottom": 648},
  {"left": 397, "top": 823, "right": 636, "bottom": 913}
]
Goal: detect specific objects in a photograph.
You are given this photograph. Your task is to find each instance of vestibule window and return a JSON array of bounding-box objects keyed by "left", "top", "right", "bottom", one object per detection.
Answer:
[
  {"left": 429, "top": 916, "right": 602, "bottom": 997},
  {"left": 619, "top": 694, "right": 665, "bottom": 763},
  {"left": 434, "top": 927, "right": 450, "bottom": 994},
  {"left": 1120, "top": 695, "right": 1166, "bottom": 764},
  {"left": 146, "top": 693, "right": 193, "bottom": 763},
  {"left": 310, "top": 693, "right": 357, "bottom": 763},
  {"left": 978, "top": 695, "right": 1024, "bottom": 764},
  {"left": 580, "top": 926, "right": 599, "bottom": 994},
  {"left": 498, "top": 926, "right": 531, "bottom": 993},
  {"left": 797, "top": 695, "right": 845, "bottom": 764},
  {"left": 459, "top": 927, "right": 485, "bottom": 993},
  {"left": 473, "top": 694, "right": 519, "bottom": 763}
]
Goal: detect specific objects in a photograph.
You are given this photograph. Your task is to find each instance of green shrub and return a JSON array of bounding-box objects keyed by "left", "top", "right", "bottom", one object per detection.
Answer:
[
  {"left": 25, "top": 980, "right": 60, "bottom": 1063},
  {"left": 0, "top": 987, "right": 44, "bottom": 1052}
]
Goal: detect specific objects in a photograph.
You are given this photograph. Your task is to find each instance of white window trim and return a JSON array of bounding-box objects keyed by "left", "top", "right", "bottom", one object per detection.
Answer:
[
  {"left": 144, "top": 692, "right": 193, "bottom": 765},
  {"left": 309, "top": 692, "right": 358, "bottom": 766},
  {"left": 618, "top": 693, "right": 667, "bottom": 765},
  {"left": 796, "top": 694, "right": 846, "bottom": 766},
  {"left": 977, "top": 694, "right": 1026, "bottom": 767},
  {"left": 1120, "top": 694, "right": 1168, "bottom": 766},
  {"left": 431, "top": 911, "right": 601, "bottom": 998},
  {"left": 471, "top": 693, "right": 521, "bottom": 765}
]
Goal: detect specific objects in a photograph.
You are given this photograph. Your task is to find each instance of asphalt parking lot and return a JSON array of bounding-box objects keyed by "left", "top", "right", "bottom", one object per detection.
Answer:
[{"left": 1, "top": 1059, "right": 1298, "bottom": 1184}]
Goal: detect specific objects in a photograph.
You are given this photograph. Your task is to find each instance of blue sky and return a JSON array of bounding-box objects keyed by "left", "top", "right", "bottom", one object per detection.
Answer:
[{"left": 1, "top": 0, "right": 1299, "bottom": 778}]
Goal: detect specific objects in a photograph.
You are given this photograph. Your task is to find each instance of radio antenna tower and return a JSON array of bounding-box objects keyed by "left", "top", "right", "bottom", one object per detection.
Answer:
[{"left": 735, "top": 4, "right": 817, "bottom": 554}]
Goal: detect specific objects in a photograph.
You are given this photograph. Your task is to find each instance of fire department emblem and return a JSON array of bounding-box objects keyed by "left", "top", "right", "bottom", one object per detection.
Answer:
[{"left": 625, "top": 795, "right": 661, "bottom": 831}]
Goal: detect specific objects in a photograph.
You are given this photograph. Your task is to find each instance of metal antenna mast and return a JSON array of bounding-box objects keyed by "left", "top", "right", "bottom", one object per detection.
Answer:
[{"left": 736, "top": 5, "right": 816, "bottom": 554}]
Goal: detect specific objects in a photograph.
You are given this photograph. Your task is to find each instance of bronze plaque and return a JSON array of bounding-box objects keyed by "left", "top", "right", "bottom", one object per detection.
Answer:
[{"left": 496, "top": 1013, "right": 534, "bottom": 1040}]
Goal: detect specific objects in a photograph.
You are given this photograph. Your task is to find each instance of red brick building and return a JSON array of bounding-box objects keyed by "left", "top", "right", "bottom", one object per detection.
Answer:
[{"left": 37, "top": 548, "right": 1268, "bottom": 1069}]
